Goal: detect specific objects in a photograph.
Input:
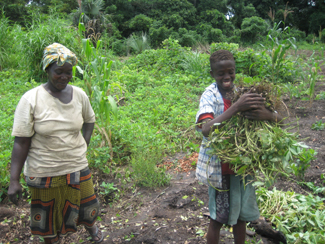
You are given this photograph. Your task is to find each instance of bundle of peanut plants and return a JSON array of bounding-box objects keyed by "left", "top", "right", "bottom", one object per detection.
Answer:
[{"left": 205, "top": 81, "right": 316, "bottom": 186}]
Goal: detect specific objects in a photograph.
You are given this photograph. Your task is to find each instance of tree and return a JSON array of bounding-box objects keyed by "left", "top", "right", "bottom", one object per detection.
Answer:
[
  {"left": 196, "top": 0, "right": 228, "bottom": 15},
  {"left": 0, "top": 0, "right": 29, "bottom": 25},
  {"left": 227, "top": 0, "right": 258, "bottom": 28},
  {"left": 241, "top": 16, "right": 268, "bottom": 43},
  {"left": 72, "top": 0, "right": 112, "bottom": 40}
]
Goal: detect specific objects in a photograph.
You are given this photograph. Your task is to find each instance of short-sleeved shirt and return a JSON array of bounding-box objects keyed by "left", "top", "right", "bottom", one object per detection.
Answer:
[
  {"left": 195, "top": 83, "right": 225, "bottom": 189},
  {"left": 12, "top": 85, "right": 95, "bottom": 177}
]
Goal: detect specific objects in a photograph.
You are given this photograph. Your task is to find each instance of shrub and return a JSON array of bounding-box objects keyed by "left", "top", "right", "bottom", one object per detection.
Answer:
[
  {"left": 208, "top": 28, "right": 224, "bottom": 43},
  {"left": 241, "top": 16, "right": 268, "bottom": 43},
  {"left": 131, "top": 145, "right": 170, "bottom": 187},
  {"left": 162, "top": 13, "right": 185, "bottom": 30},
  {"left": 210, "top": 42, "right": 239, "bottom": 54},
  {"left": 149, "top": 21, "right": 172, "bottom": 47},
  {"left": 126, "top": 32, "right": 151, "bottom": 54},
  {"left": 128, "top": 14, "right": 153, "bottom": 33},
  {"left": 196, "top": 23, "right": 225, "bottom": 43},
  {"left": 110, "top": 39, "right": 128, "bottom": 56},
  {"left": 175, "top": 28, "right": 199, "bottom": 47},
  {"left": 226, "top": 30, "right": 241, "bottom": 43}
]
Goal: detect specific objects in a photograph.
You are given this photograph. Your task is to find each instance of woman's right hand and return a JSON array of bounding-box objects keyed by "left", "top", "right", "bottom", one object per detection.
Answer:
[
  {"left": 233, "top": 93, "right": 265, "bottom": 113},
  {"left": 8, "top": 180, "right": 23, "bottom": 205}
]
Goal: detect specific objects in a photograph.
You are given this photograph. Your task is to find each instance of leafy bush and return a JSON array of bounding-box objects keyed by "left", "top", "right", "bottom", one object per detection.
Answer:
[
  {"left": 201, "top": 9, "right": 235, "bottom": 38},
  {"left": 128, "top": 14, "right": 153, "bottom": 33},
  {"left": 210, "top": 42, "right": 239, "bottom": 54},
  {"left": 226, "top": 29, "right": 241, "bottom": 43},
  {"left": 173, "top": 28, "right": 200, "bottom": 47},
  {"left": 196, "top": 23, "right": 225, "bottom": 43},
  {"left": 126, "top": 38, "right": 189, "bottom": 75},
  {"left": 241, "top": 16, "right": 268, "bottom": 43},
  {"left": 110, "top": 38, "right": 128, "bottom": 56},
  {"left": 162, "top": 13, "right": 185, "bottom": 30},
  {"left": 149, "top": 21, "right": 172, "bottom": 47},
  {"left": 131, "top": 145, "right": 170, "bottom": 187}
]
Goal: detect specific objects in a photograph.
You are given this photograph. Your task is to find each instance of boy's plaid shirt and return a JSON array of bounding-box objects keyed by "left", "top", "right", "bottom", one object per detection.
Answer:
[{"left": 195, "top": 83, "right": 225, "bottom": 189}]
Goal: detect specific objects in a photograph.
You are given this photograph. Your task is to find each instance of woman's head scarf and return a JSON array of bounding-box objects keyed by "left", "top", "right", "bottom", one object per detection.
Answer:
[{"left": 42, "top": 43, "right": 78, "bottom": 71}]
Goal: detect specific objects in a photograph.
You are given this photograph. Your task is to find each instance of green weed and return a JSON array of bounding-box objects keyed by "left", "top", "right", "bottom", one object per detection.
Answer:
[
  {"left": 99, "top": 182, "right": 118, "bottom": 196},
  {"left": 311, "top": 120, "right": 325, "bottom": 131},
  {"left": 131, "top": 145, "right": 170, "bottom": 188}
]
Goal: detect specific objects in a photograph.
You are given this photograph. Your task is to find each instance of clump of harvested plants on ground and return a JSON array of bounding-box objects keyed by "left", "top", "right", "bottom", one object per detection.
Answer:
[{"left": 205, "top": 81, "right": 316, "bottom": 186}]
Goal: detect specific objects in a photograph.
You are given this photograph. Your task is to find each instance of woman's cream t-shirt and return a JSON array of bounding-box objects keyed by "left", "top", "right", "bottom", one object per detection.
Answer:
[{"left": 12, "top": 85, "right": 96, "bottom": 177}]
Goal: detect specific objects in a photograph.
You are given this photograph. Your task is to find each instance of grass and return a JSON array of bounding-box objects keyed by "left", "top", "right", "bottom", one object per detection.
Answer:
[{"left": 0, "top": 70, "right": 36, "bottom": 200}]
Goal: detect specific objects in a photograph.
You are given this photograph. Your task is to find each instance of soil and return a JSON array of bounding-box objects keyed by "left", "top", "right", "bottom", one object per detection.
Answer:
[{"left": 1, "top": 67, "right": 324, "bottom": 244}]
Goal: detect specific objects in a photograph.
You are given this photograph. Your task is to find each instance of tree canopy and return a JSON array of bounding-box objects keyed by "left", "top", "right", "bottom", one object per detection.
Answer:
[{"left": 1, "top": 0, "right": 324, "bottom": 44}]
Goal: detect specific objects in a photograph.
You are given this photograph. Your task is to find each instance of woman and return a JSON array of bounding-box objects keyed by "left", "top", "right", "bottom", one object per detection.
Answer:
[{"left": 8, "top": 43, "right": 103, "bottom": 243}]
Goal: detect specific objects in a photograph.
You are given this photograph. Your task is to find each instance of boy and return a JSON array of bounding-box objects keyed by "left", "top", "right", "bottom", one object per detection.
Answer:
[{"left": 196, "top": 50, "right": 280, "bottom": 244}]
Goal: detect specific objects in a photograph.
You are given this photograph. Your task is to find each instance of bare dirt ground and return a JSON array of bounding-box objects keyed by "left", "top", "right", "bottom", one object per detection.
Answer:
[{"left": 1, "top": 68, "right": 324, "bottom": 244}]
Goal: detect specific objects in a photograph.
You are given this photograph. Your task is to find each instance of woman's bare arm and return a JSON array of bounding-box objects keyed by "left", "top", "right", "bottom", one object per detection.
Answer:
[{"left": 8, "top": 137, "right": 31, "bottom": 205}]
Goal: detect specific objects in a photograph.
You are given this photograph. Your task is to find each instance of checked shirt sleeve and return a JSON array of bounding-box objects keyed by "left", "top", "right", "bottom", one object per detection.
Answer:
[{"left": 195, "top": 83, "right": 224, "bottom": 189}]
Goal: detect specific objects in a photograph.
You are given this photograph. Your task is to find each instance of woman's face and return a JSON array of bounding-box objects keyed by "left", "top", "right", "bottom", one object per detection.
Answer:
[{"left": 46, "top": 62, "right": 73, "bottom": 91}]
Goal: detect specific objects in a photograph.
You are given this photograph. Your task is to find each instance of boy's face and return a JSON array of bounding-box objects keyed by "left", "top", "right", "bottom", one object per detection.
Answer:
[{"left": 210, "top": 60, "right": 235, "bottom": 92}]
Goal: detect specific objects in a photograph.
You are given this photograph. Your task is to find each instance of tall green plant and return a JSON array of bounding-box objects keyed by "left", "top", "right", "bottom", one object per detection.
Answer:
[
  {"left": 77, "top": 38, "right": 121, "bottom": 162},
  {"left": 306, "top": 62, "right": 321, "bottom": 105},
  {"left": 0, "top": 13, "right": 10, "bottom": 70},
  {"left": 264, "top": 35, "right": 297, "bottom": 83},
  {"left": 21, "top": 10, "right": 80, "bottom": 79}
]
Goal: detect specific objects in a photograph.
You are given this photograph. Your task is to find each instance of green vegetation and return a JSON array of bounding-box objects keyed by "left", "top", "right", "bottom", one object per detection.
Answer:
[
  {"left": 0, "top": 2, "right": 324, "bottom": 242},
  {"left": 257, "top": 187, "right": 325, "bottom": 243},
  {"left": 311, "top": 120, "right": 325, "bottom": 131}
]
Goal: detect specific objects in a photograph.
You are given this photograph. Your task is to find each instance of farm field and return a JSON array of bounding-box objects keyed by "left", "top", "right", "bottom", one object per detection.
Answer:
[
  {"left": 0, "top": 52, "right": 324, "bottom": 244},
  {"left": 1, "top": 1, "right": 325, "bottom": 242}
]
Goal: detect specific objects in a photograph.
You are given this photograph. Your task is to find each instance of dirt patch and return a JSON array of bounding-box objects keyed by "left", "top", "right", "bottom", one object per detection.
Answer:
[{"left": 1, "top": 82, "right": 325, "bottom": 243}]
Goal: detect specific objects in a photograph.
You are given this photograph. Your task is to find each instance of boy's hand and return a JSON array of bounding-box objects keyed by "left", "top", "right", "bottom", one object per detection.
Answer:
[
  {"left": 242, "top": 106, "right": 274, "bottom": 121},
  {"left": 234, "top": 93, "right": 265, "bottom": 112}
]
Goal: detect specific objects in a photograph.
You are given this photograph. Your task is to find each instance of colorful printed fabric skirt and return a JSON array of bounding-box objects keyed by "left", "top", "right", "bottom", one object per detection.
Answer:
[{"left": 27, "top": 167, "right": 99, "bottom": 243}]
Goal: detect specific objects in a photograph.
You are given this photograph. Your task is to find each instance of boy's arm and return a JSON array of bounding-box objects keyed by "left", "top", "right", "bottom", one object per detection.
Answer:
[{"left": 201, "top": 93, "right": 265, "bottom": 137}]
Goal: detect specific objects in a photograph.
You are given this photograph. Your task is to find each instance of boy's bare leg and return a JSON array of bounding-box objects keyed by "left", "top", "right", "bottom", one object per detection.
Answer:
[
  {"left": 233, "top": 220, "right": 246, "bottom": 244},
  {"left": 207, "top": 219, "right": 223, "bottom": 244}
]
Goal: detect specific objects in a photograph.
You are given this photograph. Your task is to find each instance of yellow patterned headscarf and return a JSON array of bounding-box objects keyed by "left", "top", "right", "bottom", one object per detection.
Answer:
[{"left": 42, "top": 43, "right": 78, "bottom": 71}]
